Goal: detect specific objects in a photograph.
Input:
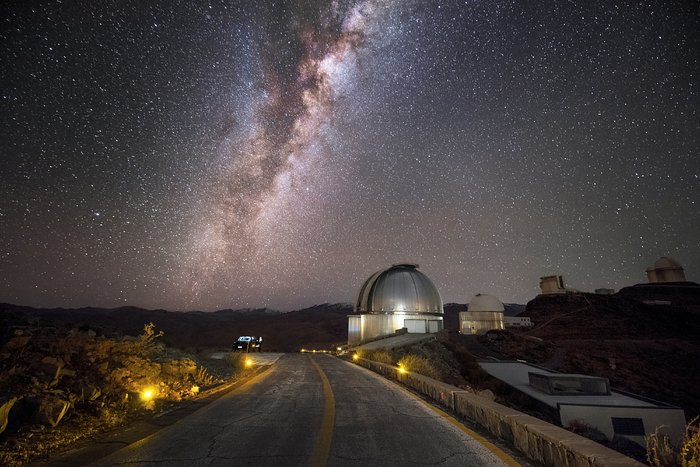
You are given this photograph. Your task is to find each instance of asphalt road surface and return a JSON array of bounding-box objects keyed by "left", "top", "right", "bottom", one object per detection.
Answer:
[{"left": 90, "top": 354, "right": 519, "bottom": 466}]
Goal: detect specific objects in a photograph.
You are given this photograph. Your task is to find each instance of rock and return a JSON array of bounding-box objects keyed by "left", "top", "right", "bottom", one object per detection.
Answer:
[
  {"left": 88, "top": 386, "right": 101, "bottom": 401},
  {"left": 3, "top": 335, "right": 31, "bottom": 350},
  {"left": 0, "top": 397, "right": 18, "bottom": 434},
  {"left": 38, "top": 397, "right": 70, "bottom": 428},
  {"left": 477, "top": 389, "right": 496, "bottom": 401},
  {"left": 40, "top": 356, "right": 67, "bottom": 387}
]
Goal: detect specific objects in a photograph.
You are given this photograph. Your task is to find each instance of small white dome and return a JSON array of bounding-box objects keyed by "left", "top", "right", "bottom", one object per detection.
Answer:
[
  {"left": 654, "top": 257, "right": 682, "bottom": 270},
  {"left": 468, "top": 294, "right": 504, "bottom": 312}
]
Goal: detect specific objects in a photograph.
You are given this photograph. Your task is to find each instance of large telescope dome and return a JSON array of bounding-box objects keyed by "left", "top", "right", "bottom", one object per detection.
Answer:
[{"left": 355, "top": 263, "right": 443, "bottom": 314}]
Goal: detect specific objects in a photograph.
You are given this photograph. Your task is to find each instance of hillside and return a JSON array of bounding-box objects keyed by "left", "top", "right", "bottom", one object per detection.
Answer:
[
  {"left": 0, "top": 303, "right": 352, "bottom": 353},
  {"left": 1, "top": 301, "right": 506, "bottom": 353},
  {"left": 483, "top": 287, "right": 700, "bottom": 420}
]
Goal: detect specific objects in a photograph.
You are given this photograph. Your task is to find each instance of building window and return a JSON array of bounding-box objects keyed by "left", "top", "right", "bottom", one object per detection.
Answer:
[{"left": 611, "top": 417, "right": 645, "bottom": 436}]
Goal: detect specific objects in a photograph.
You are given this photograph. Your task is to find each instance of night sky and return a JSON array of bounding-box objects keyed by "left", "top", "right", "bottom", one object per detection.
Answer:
[{"left": 2, "top": 1, "right": 699, "bottom": 311}]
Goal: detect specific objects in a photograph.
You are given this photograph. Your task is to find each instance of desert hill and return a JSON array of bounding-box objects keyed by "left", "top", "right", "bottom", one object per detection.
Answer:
[
  {"left": 490, "top": 286, "right": 700, "bottom": 420},
  {"left": 0, "top": 303, "right": 351, "bottom": 353},
  {"left": 5, "top": 290, "right": 696, "bottom": 420}
]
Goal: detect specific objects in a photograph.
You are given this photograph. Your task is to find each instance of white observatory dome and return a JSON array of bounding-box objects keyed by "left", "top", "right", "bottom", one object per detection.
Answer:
[
  {"left": 654, "top": 257, "right": 682, "bottom": 270},
  {"left": 355, "top": 263, "right": 443, "bottom": 314},
  {"left": 467, "top": 294, "right": 505, "bottom": 312}
]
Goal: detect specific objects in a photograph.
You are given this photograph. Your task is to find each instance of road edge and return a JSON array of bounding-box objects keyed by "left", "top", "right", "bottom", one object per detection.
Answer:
[{"left": 36, "top": 364, "right": 274, "bottom": 466}]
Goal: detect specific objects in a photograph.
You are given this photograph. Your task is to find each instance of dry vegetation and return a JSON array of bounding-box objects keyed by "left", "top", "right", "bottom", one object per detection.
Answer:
[
  {"left": 357, "top": 348, "right": 394, "bottom": 365},
  {"left": 646, "top": 418, "right": 700, "bottom": 467},
  {"left": 356, "top": 347, "right": 442, "bottom": 379},
  {"left": 396, "top": 354, "right": 440, "bottom": 379},
  {"left": 0, "top": 322, "right": 242, "bottom": 465}
]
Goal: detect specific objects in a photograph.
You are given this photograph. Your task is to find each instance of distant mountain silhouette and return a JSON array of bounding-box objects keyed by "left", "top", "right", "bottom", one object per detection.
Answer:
[{"left": 0, "top": 302, "right": 350, "bottom": 352}]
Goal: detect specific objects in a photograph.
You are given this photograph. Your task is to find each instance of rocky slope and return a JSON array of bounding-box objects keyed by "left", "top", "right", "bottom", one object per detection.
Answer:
[{"left": 490, "top": 287, "right": 700, "bottom": 421}]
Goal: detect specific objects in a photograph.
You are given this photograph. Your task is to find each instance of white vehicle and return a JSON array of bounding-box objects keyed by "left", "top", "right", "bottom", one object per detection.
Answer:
[{"left": 233, "top": 335, "right": 262, "bottom": 352}]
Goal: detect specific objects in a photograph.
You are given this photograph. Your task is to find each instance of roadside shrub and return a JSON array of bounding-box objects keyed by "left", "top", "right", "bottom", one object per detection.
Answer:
[
  {"left": 397, "top": 354, "right": 440, "bottom": 379},
  {"left": 0, "top": 322, "right": 225, "bottom": 465},
  {"left": 364, "top": 349, "right": 394, "bottom": 365},
  {"left": 646, "top": 417, "right": 700, "bottom": 467},
  {"left": 227, "top": 352, "right": 247, "bottom": 373}
]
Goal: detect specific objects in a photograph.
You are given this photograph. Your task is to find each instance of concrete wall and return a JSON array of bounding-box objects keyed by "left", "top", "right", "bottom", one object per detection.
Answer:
[
  {"left": 349, "top": 314, "right": 443, "bottom": 345},
  {"left": 362, "top": 314, "right": 416, "bottom": 342},
  {"left": 458, "top": 311, "right": 505, "bottom": 334},
  {"left": 559, "top": 404, "right": 686, "bottom": 447},
  {"left": 348, "top": 316, "right": 361, "bottom": 345},
  {"left": 354, "top": 358, "right": 644, "bottom": 467}
]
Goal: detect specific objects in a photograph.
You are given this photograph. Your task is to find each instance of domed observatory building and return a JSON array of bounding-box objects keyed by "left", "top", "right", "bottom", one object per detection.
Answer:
[
  {"left": 459, "top": 294, "right": 505, "bottom": 335},
  {"left": 646, "top": 257, "right": 687, "bottom": 283},
  {"left": 348, "top": 264, "right": 444, "bottom": 346}
]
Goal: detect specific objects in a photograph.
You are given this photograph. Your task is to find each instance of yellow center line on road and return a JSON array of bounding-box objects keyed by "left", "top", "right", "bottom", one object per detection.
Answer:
[{"left": 308, "top": 355, "right": 335, "bottom": 467}]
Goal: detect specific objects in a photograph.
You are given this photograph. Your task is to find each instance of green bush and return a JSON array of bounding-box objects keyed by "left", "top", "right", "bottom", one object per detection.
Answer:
[{"left": 397, "top": 354, "right": 440, "bottom": 379}]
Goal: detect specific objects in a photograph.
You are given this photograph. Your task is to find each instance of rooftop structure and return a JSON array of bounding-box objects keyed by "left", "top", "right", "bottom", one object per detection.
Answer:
[{"left": 539, "top": 275, "right": 567, "bottom": 294}]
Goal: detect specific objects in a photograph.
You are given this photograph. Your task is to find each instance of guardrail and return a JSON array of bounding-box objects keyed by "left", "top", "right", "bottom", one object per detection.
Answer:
[{"left": 353, "top": 357, "right": 644, "bottom": 467}]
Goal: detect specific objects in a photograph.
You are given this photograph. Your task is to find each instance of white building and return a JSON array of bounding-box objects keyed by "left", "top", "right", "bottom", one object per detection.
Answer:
[
  {"left": 348, "top": 264, "right": 444, "bottom": 346},
  {"left": 539, "top": 275, "right": 567, "bottom": 294},
  {"left": 504, "top": 316, "right": 533, "bottom": 328},
  {"left": 646, "top": 257, "right": 687, "bottom": 283},
  {"left": 459, "top": 294, "right": 505, "bottom": 335},
  {"left": 479, "top": 361, "right": 685, "bottom": 448}
]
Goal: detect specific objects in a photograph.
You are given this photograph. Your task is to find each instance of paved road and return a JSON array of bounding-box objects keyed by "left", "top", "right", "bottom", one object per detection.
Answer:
[
  {"left": 208, "top": 351, "right": 285, "bottom": 366},
  {"left": 91, "top": 354, "right": 517, "bottom": 466},
  {"left": 353, "top": 333, "right": 435, "bottom": 351}
]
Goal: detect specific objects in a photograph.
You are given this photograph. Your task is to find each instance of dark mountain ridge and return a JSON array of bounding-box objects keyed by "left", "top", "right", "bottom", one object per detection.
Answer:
[{"left": 0, "top": 302, "right": 350, "bottom": 352}]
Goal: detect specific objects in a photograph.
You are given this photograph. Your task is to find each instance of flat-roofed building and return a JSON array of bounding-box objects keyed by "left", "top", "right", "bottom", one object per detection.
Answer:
[
  {"left": 479, "top": 361, "right": 685, "bottom": 448},
  {"left": 504, "top": 316, "right": 533, "bottom": 328}
]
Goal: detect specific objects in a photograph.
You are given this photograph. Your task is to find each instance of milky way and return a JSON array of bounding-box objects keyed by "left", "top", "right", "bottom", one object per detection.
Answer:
[
  {"left": 2, "top": 1, "right": 699, "bottom": 310},
  {"left": 182, "top": 1, "right": 376, "bottom": 303}
]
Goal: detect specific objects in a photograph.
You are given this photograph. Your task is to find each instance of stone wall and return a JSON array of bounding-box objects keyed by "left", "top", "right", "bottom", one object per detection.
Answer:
[{"left": 354, "top": 358, "right": 644, "bottom": 467}]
